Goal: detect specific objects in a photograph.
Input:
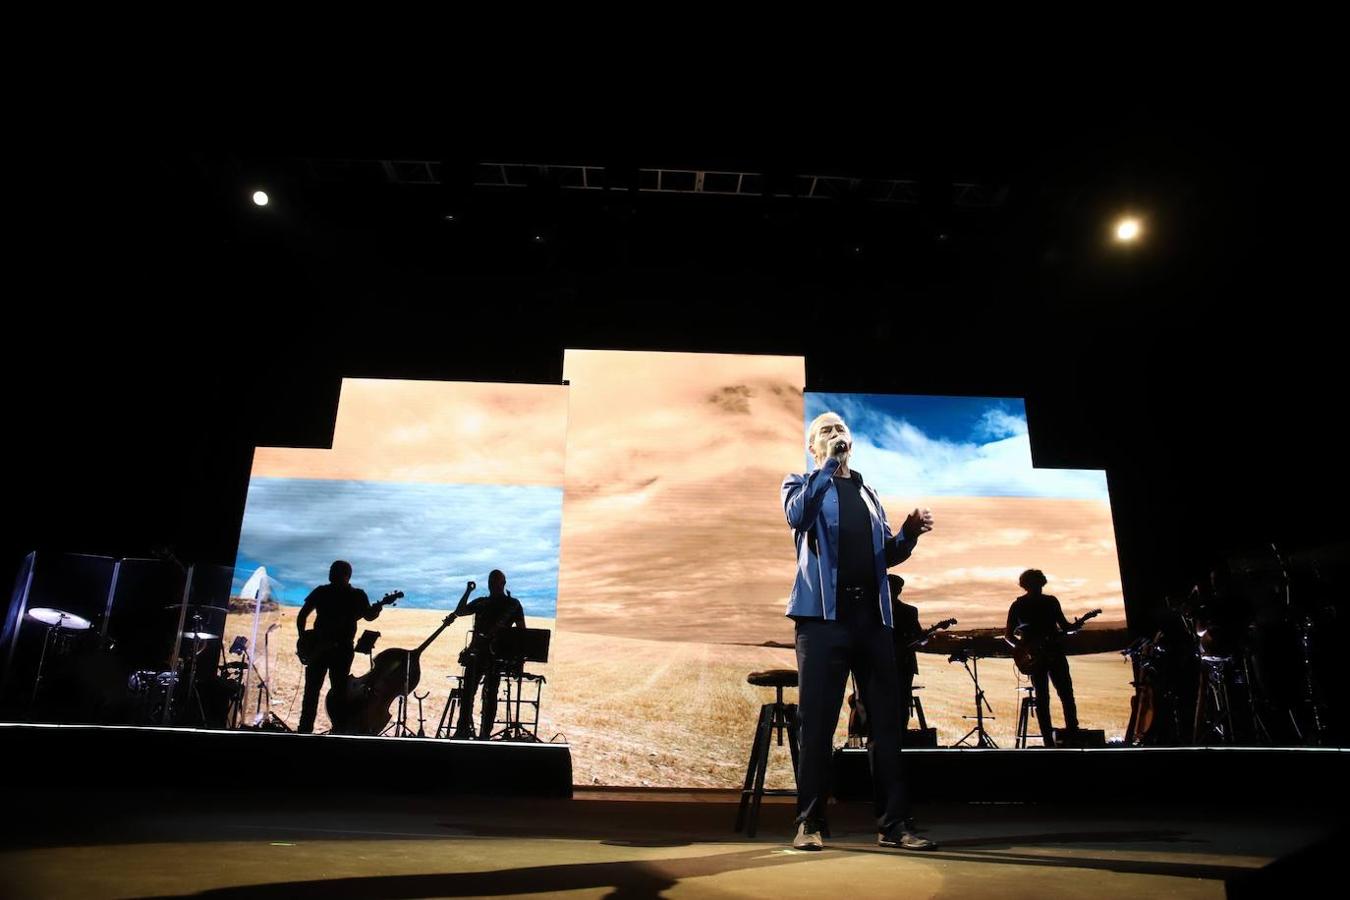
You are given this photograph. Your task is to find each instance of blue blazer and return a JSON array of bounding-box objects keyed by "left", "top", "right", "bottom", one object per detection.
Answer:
[{"left": 781, "top": 455, "right": 917, "bottom": 626}]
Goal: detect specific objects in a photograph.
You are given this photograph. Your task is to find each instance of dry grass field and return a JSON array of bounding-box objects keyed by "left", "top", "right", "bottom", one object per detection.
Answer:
[{"left": 225, "top": 607, "right": 1134, "bottom": 787}]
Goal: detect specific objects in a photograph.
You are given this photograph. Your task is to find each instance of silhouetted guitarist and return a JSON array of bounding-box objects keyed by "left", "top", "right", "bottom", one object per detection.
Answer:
[
  {"left": 295, "top": 560, "right": 393, "bottom": 734},
  {"left": 1004, "top": 568, "right": 1082, "bottom": 747}
]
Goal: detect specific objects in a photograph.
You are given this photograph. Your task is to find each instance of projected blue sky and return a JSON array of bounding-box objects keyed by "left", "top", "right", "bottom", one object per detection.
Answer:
[
  {"left": 804, "top": 392, "right": 1109, "bottom": 501},
  {"left": 235, "top": 478, "right": 562, "bottom": 616}
]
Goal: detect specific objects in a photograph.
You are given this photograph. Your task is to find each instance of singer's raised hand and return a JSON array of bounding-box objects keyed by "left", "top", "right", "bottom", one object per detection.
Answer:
[{"left": 903, "top": 507, "right": 934, "bottom": 539}]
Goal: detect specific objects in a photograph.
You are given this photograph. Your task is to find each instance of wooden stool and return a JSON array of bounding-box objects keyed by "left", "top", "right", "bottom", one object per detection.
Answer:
[
  {"left": 734, "top": 669, "right": 800, "bottom": 838},
  {"left": 910, "top": 684, "right": 929, "bottom": 730}
]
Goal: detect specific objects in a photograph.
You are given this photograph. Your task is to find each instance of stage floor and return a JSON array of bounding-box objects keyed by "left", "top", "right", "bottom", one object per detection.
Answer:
[{"left": 2, "top": 788, "right": 1338, "bottom": 899}]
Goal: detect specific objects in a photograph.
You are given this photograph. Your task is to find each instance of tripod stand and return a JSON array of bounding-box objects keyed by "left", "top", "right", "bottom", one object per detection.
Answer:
[
  {"left": 951, "top": 650, "right": 998, "bottom": 748},
  {"left": 379, "top": 649, "right": 415, "bottom": 737},
  {"left": 167, "top": 623, "right": 210, "bottom": 727}
]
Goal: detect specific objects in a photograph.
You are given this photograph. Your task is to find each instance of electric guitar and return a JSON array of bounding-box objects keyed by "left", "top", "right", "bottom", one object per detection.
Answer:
[
  {"left": 1012, "top": 608, "right": 1101, "bottom": 675},
  {"left": 905, "top": 617, "right": 958, "bottom": 651},
  {"left": 296, "top": 591, "right": 403, "bottom": 665}
]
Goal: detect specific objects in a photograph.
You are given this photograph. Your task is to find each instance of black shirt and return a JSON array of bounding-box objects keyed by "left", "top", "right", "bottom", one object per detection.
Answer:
[
  {"left": 1006, "top": 593, "right": 1071, "bottom": 643},
  {"left": 833, "top": 473, "right": 879, "bottom": 622},
  {"left": 300, "top": 583, "right": 375, "bottom": 643},
  {"left": 463, "top": 592, "right": 526, "bottom": 646}
]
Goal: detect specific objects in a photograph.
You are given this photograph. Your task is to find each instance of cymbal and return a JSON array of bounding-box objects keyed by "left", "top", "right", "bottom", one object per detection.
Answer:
[
  {"left": 27, "top": 608, "right": 93, "bottom": 630},
  {"left": 163, "top": 605, "right": 229, "bottom": 613},
  {"left": 181, "top": 631, "right": 220, "bottom": 641}
]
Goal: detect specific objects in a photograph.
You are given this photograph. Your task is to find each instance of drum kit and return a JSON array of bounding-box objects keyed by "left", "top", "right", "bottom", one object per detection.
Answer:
[{"left": 25, "top": 601, "right": 234, "bottom": 727}]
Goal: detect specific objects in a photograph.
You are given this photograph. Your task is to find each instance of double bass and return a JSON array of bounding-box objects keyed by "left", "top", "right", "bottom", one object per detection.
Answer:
[{"left": 327, "top": 581, "right": 475, "bottom": 735}]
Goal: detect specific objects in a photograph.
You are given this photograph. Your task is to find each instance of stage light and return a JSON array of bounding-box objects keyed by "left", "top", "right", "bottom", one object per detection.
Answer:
[
  {"left": 1114, "top": 217, "right": 1141, "bottom": 242},
  {"left": 252, "top": 190, "right": 270, "bottom": 207}
]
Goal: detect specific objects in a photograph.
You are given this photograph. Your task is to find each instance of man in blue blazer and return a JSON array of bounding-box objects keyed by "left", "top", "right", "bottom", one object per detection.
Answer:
[{"left": 783, "top": 411, "right": 936, "bottom": 851}]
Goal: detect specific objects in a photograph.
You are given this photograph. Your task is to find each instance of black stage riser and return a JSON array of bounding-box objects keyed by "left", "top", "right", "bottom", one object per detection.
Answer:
[
  {"left": 2, "top": 723, "right": 572, "bottom": 798},
  {"left": 832, "top": 746, "right": 1349, "bottom": 805}
]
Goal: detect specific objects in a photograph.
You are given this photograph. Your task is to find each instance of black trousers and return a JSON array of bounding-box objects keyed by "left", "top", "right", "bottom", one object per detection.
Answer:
[
  {"left": 898, "top": 670, "right": 915, "bottom": 729},
  {"left": 794, "top": 615, "right": 910, "bottom": 832},
  {"left": 455, "top": 656, "right": 502, "bottom": 739},
  {"left": 299, "top": 644, "right": 354, "bottom": 734},
  {"left": 1031, "top": 652, "right": 1079, "bottom": 745}
]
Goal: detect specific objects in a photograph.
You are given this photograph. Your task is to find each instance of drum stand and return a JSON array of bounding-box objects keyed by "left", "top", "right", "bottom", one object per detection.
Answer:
[
  {"left": 1239, "top": 650, "right": 1272, "bottom": 745},
  {"left": 30, "top": 620, "right": 74, "bottom": 706},
  {"left": 163, "top": 610, "right": 213, "bottom": 727},
  {"left": 179, "top": 631, "right": 210, "bottom": 726},
  {"left": 1293, "top": 614, "right": 1331, "bottom": 745},
  {"left": 1193, "top": 655, "right": 1237, "bottom": 744}
]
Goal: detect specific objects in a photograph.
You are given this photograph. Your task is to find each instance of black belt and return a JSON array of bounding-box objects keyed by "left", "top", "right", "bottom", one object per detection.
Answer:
[{"left": 839, "top": 585, "right": 881, "bottom": 621}]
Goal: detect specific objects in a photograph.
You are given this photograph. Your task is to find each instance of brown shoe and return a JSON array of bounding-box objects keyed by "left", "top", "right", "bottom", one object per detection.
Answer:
[
  {"left": 793, "top": 822, "right": 825, "bottom": 850},
  {"left": 878, "top": 827, "right": 938, "bottom": 851}
]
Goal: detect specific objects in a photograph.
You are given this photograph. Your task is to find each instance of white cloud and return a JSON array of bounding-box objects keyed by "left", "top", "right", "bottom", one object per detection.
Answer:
[
  {"left": 834, "top": 409, "right": 1108, "bottom": 502},
  {"left": 975, "top": 408, "right": 1029, "bottom": 440}
]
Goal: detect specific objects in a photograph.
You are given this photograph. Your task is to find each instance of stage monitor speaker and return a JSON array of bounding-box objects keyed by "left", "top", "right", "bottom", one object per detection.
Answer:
[
  {"left": 1054, "top": 728, "right": 1105, "bottom": 748},
  {"left": 904, "top": 727, "right": 938, "bottom": 748}
]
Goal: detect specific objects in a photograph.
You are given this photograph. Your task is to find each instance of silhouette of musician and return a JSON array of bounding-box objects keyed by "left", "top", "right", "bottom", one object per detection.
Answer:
[
  {"left": 888, "top": 574, "right": 922, "bottom": 729},
  {"left": 295, "top": 560, "right": 383, "bottom": 734},
  {"left": 1004, "top": 569, "right": 1079, "bottom": 747},
  {"left": 452, "top": 569, "right": 525, "bottom": 740}
]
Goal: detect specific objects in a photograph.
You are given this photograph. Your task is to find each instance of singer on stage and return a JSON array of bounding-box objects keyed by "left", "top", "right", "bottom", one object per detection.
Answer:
[{"left": 782, "top": 412, "right": 937, "bottom": 851}]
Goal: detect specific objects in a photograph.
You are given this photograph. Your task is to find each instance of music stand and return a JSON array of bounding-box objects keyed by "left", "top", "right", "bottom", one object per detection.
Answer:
[
  {"left": 489, "top": 627, "right": 551, "bottom": 742},
  {"left": 354, "top": 630, "right": 380, "bottom": 671},
  {"left": 492, "top": 627, "right": 550, "bottom": 664}
]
